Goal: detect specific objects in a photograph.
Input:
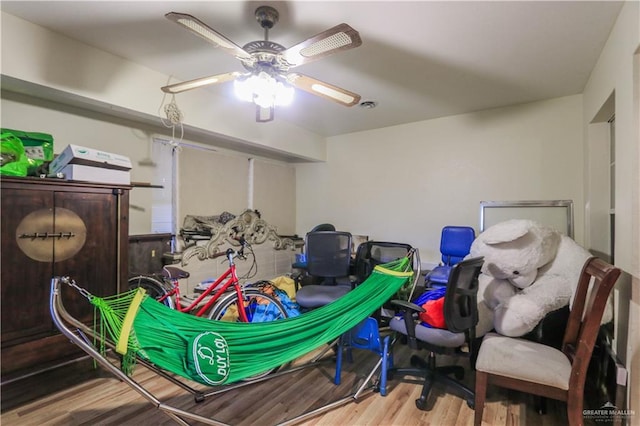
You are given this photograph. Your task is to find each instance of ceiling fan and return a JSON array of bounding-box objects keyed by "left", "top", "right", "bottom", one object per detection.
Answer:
[{"left": 161, "top": 5, "right": 362, "bottom": 122}]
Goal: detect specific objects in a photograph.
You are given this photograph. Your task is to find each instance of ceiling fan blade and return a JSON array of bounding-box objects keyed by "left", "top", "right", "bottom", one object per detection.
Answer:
[
  {"left": 165, "top": 12, "right": 253, "bottom": 62},
  {"left": 280, "top": 23, "right": 362, "bottom": 67},
  {"left": 286, "top": 73, "right": 361, "bottom": 107},
  {"left": 161, "top": 72, "right": 242, "bottom": 94}
]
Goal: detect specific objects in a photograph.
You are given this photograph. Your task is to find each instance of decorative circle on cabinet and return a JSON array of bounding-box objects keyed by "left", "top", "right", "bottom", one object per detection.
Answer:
[{"left": 15, "top": 207, "right": 87, "bottom": 262}]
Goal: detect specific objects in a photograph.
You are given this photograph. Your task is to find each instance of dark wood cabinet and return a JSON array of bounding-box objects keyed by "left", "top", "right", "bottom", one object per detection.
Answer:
[
  {"left": 0, "top": 176, "right": 129, "bottom": 410},
  {"left": 128, "top": 233, "right": 173, "bottom": 277}
]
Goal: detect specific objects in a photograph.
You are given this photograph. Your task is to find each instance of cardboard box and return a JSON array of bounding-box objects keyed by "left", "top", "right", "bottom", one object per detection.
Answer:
[
  {"left": 50, "top": 144, "right": 131, "bottom": 174},
  {"left": 61, "top": 164, "right": 131, "bottom": 185}
]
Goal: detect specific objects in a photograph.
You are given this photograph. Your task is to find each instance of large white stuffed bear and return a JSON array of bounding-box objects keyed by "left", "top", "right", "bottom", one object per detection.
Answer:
[{"left": 470, "top": 219, "right": 595, "bottom": 337}]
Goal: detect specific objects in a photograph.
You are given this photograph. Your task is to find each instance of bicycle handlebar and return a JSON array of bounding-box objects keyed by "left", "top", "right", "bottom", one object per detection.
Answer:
[
  {"left": 205, "top": 231, "right": 253, "bottom": 263},
  {"left": 208, "top": 237, "right": 251, "bottom": 262},
  {"left": 234, "top": 236, "right": 250, "bottom": 248}
]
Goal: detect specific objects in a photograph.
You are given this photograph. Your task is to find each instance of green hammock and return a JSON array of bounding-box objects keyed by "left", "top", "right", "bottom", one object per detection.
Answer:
[{"left": 91, "top": 257, "right": 414, "bottom": 386}]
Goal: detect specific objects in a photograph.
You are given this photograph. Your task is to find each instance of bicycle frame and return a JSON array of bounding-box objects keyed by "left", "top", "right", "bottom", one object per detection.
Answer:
[{"left": 158, "top": 249, "right": 249, "bottom": 322}]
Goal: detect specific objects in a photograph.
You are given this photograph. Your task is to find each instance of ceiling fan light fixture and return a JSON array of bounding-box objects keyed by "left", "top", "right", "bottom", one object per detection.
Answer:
[
  {"left": 164, "top": 9, "right": 362, "bottom": 121},
  {"left": 234, "top": 72, "right": 294, "bottom": 109}
]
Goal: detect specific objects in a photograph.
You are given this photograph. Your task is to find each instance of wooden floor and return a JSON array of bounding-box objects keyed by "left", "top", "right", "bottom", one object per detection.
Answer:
[{"left": 1, "top": 342, "right": 571, "bottom": 426}]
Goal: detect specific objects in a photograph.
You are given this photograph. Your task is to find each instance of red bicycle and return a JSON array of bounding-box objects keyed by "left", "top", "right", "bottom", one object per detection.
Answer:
[{"left": 127, "top": 237, "right": 288, "bottom": 323}]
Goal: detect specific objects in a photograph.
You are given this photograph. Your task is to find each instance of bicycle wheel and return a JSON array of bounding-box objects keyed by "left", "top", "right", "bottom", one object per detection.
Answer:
[
  {"left": 207, "top": 288, "right": 288, "bottom": 323},
  {"left": 127, "top": 275, "right": 174, "bottom": 309},
  {"left": 207, "top": 288, "right": 288, "bottom": 379}
]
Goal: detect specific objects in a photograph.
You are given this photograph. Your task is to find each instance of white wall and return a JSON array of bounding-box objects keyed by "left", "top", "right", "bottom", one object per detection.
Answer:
[
  {"left": 177, "top": 143, "right": 296, "bottom": 235},
  {"left": 296, "top": 95, "right": 585, "bottom": 266},
  {"left": 584, "top": 1, "right": 640, "bottom": 276},
  {"left": 253, "top": 158, "right": 296, "bottom": 236},
  {"left": 582, "top": 0, "right": 640, "bottom": 414}
]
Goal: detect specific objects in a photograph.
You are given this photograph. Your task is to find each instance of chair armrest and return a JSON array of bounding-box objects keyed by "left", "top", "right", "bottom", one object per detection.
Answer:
[
  {"left": 390, "top": 299, "right": 425, "bottom": 313},
  {"left": 390, "top": 299, "right": 424, "bottom": 349}
]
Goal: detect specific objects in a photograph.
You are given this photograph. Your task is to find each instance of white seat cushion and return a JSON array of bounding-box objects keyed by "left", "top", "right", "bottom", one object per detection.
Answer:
[{"left": 476, "top": 332, "right": 571, "bottom": 390}]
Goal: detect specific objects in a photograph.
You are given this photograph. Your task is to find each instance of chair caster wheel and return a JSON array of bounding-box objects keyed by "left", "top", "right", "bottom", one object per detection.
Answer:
[
  {"left": 194, "top": 393, "right": 205, "bottom": 403},
  {"left": 466, "top": 399, "right": 474, "bottom": 409},
  {"left": 415, "top": 397, "right": 427, "bottom": 411}
]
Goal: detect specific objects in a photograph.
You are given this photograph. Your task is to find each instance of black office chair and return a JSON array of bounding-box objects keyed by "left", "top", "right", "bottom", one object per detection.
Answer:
[
  {"left": 292, "top": 223, "right": 337, "bottom": 287},
  {"left": 295, "top": 231, "right": 353, "bottom": 309},
  {"left": 309, "top": 223, "right": 336, "bottom": 233},
  {"left": 353, "top": 241, "right": 415, "bottom": 324},
  {"left": 386, "top": 256, "right": 484, "bottom": 410},
  {"left": 353, "top": 241, "right": 413, "bottom": 284}
]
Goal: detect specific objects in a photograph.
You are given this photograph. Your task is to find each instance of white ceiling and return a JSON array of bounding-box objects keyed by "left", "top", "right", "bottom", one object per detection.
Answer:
[{"left": 0, "top": 1, "right": 624, "bottom": 138}]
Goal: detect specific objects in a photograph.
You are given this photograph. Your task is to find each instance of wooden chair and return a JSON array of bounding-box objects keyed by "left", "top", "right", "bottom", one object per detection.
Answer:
[{"left": 473, "top": 257, "right": 621, "bottom": 426}]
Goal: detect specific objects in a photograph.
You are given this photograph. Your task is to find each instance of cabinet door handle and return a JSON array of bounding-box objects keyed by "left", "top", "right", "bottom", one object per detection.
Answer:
[{"left": 19, "top": 232, "right": 76, "bottom": 239}]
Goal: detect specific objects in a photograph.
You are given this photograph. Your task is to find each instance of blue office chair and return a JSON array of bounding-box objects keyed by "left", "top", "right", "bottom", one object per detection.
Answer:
[
  {"left": 425, "top": 226, "right": 475, "bottom": 288},
  {"left": 334, "top": 244, "right": 420, "bottom": 393}
]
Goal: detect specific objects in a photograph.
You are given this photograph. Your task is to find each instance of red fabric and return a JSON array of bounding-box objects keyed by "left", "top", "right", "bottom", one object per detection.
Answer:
[{"left": 419, "top": 297, "right": 446, "bottom": 328}]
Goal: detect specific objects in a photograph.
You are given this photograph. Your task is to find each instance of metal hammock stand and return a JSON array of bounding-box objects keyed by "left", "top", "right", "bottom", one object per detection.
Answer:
[{"left": 49, "top": 251, "right": 421, "bottom": 426}]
